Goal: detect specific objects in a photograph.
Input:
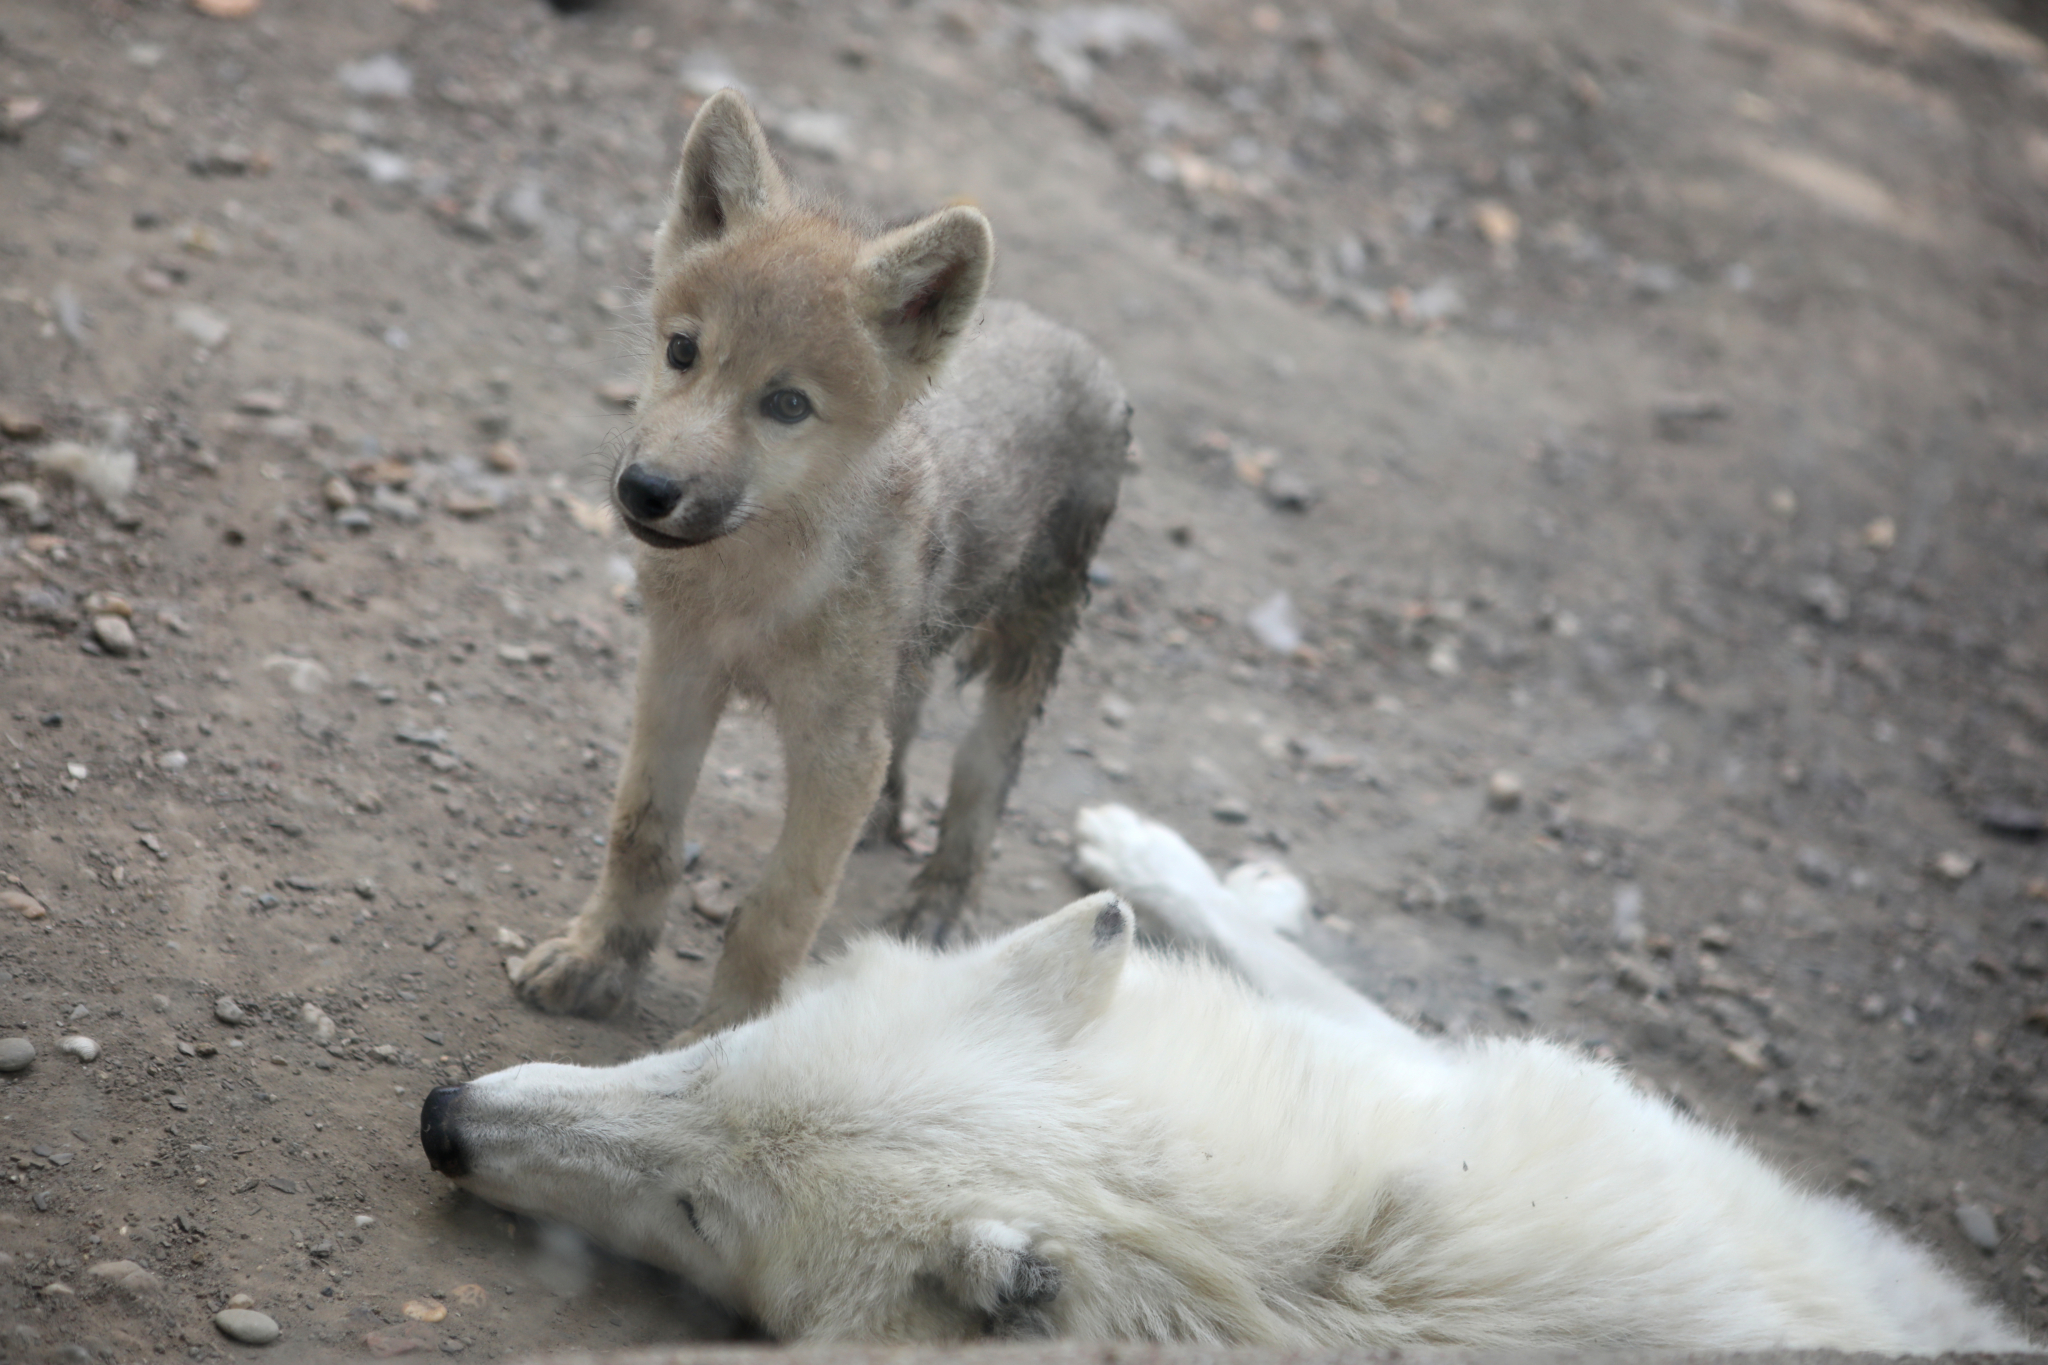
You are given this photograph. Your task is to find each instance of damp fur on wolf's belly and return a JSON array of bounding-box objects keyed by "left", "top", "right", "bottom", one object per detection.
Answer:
[{"left": 423, "top": 879, "right": 2029, "bottom": 1353}]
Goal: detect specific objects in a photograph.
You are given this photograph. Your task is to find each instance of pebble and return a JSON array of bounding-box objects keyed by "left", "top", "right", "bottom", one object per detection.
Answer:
[
  {"left": 321, "top": 476, "right": 358, "bottom": 511},
  {"left": 299, "top": 1003, "right": 337, "bottom": 1046},
  {"left": 213, "top": 995, "right": 247, "bottom": 1025},
  {"left": 86, "top": 1259, "right": 159, "bottom": 1294},
  {"left": 1955, "top": 1203, "right": 2000, "bottom": 1252},
  {"left": 57, "top": 1036, "right": 98, "bottom": 1062},
  {"left": 338, "top": 53, "right": 413, "bottom": 100},
  {"left": 227, "top": 1293, "right": 256, "bottom": 1309},
  {"left": 213, "top": 1309, "right": 280, "bottom": 1345},
  {"left": 0, "top": 1038, "right": 34, "bottom": 1071},
  {"left": 1611, "top": 884, "right": 1646, "bottom": 949},
  {"left": 1931, "top": 850, "right": 1978, "bottom": 884},
  {"left": 1245, "top": 590, "right": 1302, "bottom": 655},
  {"left": 402, "top": 1299, "right": 447, "bottom": 1324},
  {"left": 365, "top": 1334, "right": 429, "bottom": 1359},
  {"left": 91, "top": 614, "right": 137, "bottom": 656},
  {"left": 157, "top": 750, "right": 188, "bottom": 773},
  {"left": 1485, "top": 770, "right": 1524, "bottom": 812},
  {"left": 2, "top": 890, "right": 47, "bottom": 920},
  {"left": 484, "top": 440, "right": 524, "bottom": 474},
  {"left": 172, "top": 304, "right": 232, "bottom": 348},
  {"left": 1210, "top": 796, "right": 1252, "bottom": 824},
  {"left": 0, "top": 399, "right": 46, "bottom": 438},
  {"left": 192, "top": 0, "right": 262, "bottom": 16}
]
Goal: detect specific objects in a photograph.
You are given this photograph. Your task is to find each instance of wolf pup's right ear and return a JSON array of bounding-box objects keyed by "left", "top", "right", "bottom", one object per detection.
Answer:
[
  {"left": 657, "top": 89, "right": 790, "bottom": 260},
  {"left": 990, "top": 891, "right": 1131, "bottom": 1045}
]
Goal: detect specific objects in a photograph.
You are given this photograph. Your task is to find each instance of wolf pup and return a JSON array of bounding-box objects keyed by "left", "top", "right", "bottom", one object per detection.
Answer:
[
  {"left": 426, "top": 806, "right": 2028, "bottom": 1350},
  {"left": 508, "top": 90, "right": 1129, "bottom": 1039}
]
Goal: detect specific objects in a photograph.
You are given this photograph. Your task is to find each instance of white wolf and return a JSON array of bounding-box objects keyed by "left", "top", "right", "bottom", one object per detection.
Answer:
[{"left": 422, "top": 805, "right": 2030, "bottom": 1351}]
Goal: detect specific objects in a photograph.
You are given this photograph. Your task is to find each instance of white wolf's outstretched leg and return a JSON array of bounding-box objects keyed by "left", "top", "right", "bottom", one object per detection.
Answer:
[{"left": 1073, "top": 804, "right": 1415, "bottom": 1047}]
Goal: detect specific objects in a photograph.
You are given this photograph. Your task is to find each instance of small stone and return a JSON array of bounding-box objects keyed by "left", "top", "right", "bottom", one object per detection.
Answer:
[
  {"left": 0, "top": 1038, "right": 35, "bottom": 1071},
  {"left": 87, "top": 1259, "right": 160, "bottom": 1294},
  {"left": 1858, "top": 993, "right": 1888, "bottom": 1021},
  {"left": 1863, "top": 515, "right": 1897, "bottom": 551},
  {"left": 214, "top": 995, "right": 247, "bottom": 1025},
  {"left": 484, "top": 440, "right": 524, "bottom": 473},
  {"left": 1210, "top": 796, "right": 1252, "bottom": 824},
  {"left": 402, "top": 1299, "right": 447, "bottom": 1324},
  {"left": 493, "top": 926, "right": 529, "bottom": 952},
  {"left": 192, "top": 0, "right": 262, "bottom": 16},
  {"left": 1725, "top": 1036, "right": 1771, "bottom": 1072},
  {"left": 1611, "top": 884, "right": 1646, "bottom": 949},
  {"left": 1245, "top": 591, "right": 1302, "bottom": 655},
  {"left": 1099, "top": 695, "right": 1133, "bottom": 727},
  {"left": 226, "top": 1293, "right": 255, "bottom": 1309},
  {"left": 321, "top": 476, "right": 358, "bottom": 511},
  {"left": 354, "top": 1215, "right": 376, "bottom": 1228},
  {"left": 92, "top": 614, "right": 138, "bottom": 657},
  {"left": 338, "top": 53, "right": 413, "bottom": 100},
  {"left": 2, "top": 890, "right": 47, "bottom": 920},
  {"left": 213, "top": 1309, "right": 281, "bottom": 1345},
  {"left": 0, "top": 400, "right": 47, "bottom": 438},
  {"left": 298, "top": 1003, "right": 336, "bottom": 1046},
  {"left": 57, "top": 1036, "right": 98, "bottom": 1062},
  {"left": 442, "top": 490, "right": 498, "bottom": 518},
  {"left": 440, "top": 1338, "right": 465, "bottom": 1355},
  {"left": 1485, "top": 770, "right": 1524, "bottom": 812},
  {"left": 1955, "top": 1202, "right": 2000, "bottom": 1252},
  {"left": 366, "top": 1334, "right": 430, "bottom": 1359},
  {"left": 1931, "top": 850, "right": 1978, "bottom": 884},
  {"left": 157, "top": 750, "right": 189, "bottom": 773},
  {"left": 172, "top": 303, "right": 232, "bottom": 348},
  {"left": 371, "top": 1044, "right": 400, "bottom": 1063},
  {"left": 1260, "top": 468, "right": 1320, "bottom": 513}
]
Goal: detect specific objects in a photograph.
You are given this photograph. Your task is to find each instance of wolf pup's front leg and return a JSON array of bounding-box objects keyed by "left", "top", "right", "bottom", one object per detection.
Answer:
[{"left": 511, "top": 622, "right": 727, "bottom": 1017}]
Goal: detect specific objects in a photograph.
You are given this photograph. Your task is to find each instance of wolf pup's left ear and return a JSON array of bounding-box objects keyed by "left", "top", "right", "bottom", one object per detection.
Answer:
[
  {"left": 990, "top": 891, "right": 1131, "bottom": 1045},
  {"left": 858, "top": 205, "right": 994, "bottom": 373},
  {"left": 657, "top": 89, "right": 790, "bottom": 261},
  {"left": 943, "top": 1220, "right": 1061, "bottom": 1338}
]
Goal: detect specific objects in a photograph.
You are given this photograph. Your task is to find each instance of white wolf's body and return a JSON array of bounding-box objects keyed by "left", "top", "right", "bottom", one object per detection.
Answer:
[{"left": 426, "top": 807, "right": 2028, "bottom": 1352}]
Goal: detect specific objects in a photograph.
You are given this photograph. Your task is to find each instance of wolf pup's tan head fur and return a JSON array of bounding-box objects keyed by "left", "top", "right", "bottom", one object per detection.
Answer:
[{"left": 614, "top": 90, "right": 994, "bottom": 550}]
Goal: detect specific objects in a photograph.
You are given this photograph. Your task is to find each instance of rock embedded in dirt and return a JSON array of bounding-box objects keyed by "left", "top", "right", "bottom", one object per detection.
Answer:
[
  {"left": 1486, "top": 770, "right": 1524, "bottom": 811},
  {"left": 91, "top": 614, "right": 137, "bottom": 656},
  {"left": 57, "top": 1036, "right": 98, "bottom": 1062},
  {"left": 213, "top": 995, "right": 247, "bottom": 1025},
  {"left": 0, "top": 1038, "right": 34, "bottom": 1071},
  {"left": 1955, "top": 1203, "right": 2000, "bottom": 1252},
  {"left": 86, "top": 1259, "right": 160, "bottom": 1294},
  {"left": 214, "top": 1309, "right": 281, "bottom": 1345},
  {"left": 2, "top": 889, "right": 47, "bottom": 919},
  {"left": 366, "top": 1333, "right": 430, "bottom": 1358}
]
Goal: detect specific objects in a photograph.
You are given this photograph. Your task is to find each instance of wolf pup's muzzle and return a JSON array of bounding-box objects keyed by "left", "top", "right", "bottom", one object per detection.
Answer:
[{"left": 420, "top": 1084, "right": 469, "bottom": 1177}]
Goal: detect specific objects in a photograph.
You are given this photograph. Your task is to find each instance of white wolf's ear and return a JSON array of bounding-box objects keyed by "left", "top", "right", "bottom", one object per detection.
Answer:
[
  {"left": 943, "top": 1220, "right": 1061, "bottom": 1338},
  {"left": 858, "top": 205, "right": 994, "bottom": 371},
  {"left": 991, "top": 891, "right": 1131, "bottom": 1045},
  {"left": 658, "top": 89, "right": 790, "bottom": 257}
]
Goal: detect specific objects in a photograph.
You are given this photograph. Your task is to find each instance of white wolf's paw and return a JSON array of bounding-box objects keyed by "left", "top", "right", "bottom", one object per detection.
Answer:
[
  {"left": 1073, "top": 803, "right": 1222, "bottom": 906},
  {"left": 508, "top": 936, "right": 644, "bottom": 1018},
  {"left": 1221, "top": 860, "right": 1309, "bottom": 936}
]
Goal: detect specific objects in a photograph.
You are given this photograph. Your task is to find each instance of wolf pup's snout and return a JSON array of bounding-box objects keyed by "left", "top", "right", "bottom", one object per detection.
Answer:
[
  {"left": 615, "top": 462, "right": 685, "bottom": 523},
  {"left": 420, "top": 1085, "right": 468, "bottom": 1178}
]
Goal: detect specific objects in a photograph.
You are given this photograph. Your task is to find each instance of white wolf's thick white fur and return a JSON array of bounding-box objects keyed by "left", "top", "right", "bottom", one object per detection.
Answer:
[{"left": 434, "top": 806, "right": 2029, "bottom": 1351}]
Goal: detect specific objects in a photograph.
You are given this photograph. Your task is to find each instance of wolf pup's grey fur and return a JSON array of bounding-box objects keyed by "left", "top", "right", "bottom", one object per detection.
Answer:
[{"left": 508, "top": 90, "right": 1129, "bottom": 1039}]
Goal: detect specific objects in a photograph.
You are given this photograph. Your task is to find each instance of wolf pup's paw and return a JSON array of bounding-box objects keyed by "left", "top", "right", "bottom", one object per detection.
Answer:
[
  {"left": 507, "top": 936, "right": 644, "bottom": 1017},
  {"left": 887, "top": 892, "right": 967, "bottom": 948}
]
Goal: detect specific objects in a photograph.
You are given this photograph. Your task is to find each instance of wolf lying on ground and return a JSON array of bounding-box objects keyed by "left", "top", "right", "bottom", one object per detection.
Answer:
[
  {"left": 424, "top": 804, "right": 2029, "bottom": 1351},
  {"left": 507, "top": 89, "right": 1128, "bottom": 1039}
]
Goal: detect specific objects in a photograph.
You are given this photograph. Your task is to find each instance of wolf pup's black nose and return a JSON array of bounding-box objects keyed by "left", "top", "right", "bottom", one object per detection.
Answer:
[
  {"left": 616, "top": 463, "right": 685, "bottom": 523},
  {"left": 420, "top": 1085, "right": 468, "bottom": 1177}
]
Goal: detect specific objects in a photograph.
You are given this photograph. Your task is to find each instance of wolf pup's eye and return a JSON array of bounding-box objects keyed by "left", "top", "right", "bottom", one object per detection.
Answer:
[
  {"left": 666, "top": 333, "right": 698, "bottom": 371},
  {"left": 762, "top": 389, "right": 812, "bottom": 424}
]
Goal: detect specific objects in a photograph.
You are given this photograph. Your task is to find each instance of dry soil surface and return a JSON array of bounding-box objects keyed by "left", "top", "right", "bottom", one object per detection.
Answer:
[{"left": 4, "top": 0, "right": 2048, "bottom": 1359}]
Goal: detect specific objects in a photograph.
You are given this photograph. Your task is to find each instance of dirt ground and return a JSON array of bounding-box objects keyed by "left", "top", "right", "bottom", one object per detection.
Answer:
[{"left": 4, "top": 0, "right": 2048, "bottom": 1358}]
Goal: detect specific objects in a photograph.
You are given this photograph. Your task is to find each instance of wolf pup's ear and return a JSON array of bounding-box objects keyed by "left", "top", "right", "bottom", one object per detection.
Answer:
[
  {"left": 657, "top": 89, "right": 790, "bottom": 259},
  {"left": 944, "top": 1220, "right": 1061, "bottom": 1338},
  {"left": 991, "top": 891, "right": 1131, "bottom": 1045},
  {"left": 858, "top": 205, "right": 994, "bottom": 373}
]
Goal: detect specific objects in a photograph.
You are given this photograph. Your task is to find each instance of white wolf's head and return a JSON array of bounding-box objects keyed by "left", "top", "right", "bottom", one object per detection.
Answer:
[{"left": 423, "top": 893, "right": 1133, "bottom": 1340}]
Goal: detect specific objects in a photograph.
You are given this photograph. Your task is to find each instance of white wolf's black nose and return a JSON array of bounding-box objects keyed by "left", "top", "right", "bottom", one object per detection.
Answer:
[
  {"left": 421, "top": 1085, "right": 468, "bottom": 1177},
  {"left": 616, "top": 463, "right": 685, "bottom": 523}
]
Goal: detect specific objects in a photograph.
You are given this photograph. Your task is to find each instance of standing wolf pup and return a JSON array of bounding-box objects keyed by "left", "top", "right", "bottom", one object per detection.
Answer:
[
  {"left": 509, "top": 91, "right": 1128, "bottom": 1037},
  {"left": 425, "top": 806, "right": 2029, "bottom": 1351}
]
